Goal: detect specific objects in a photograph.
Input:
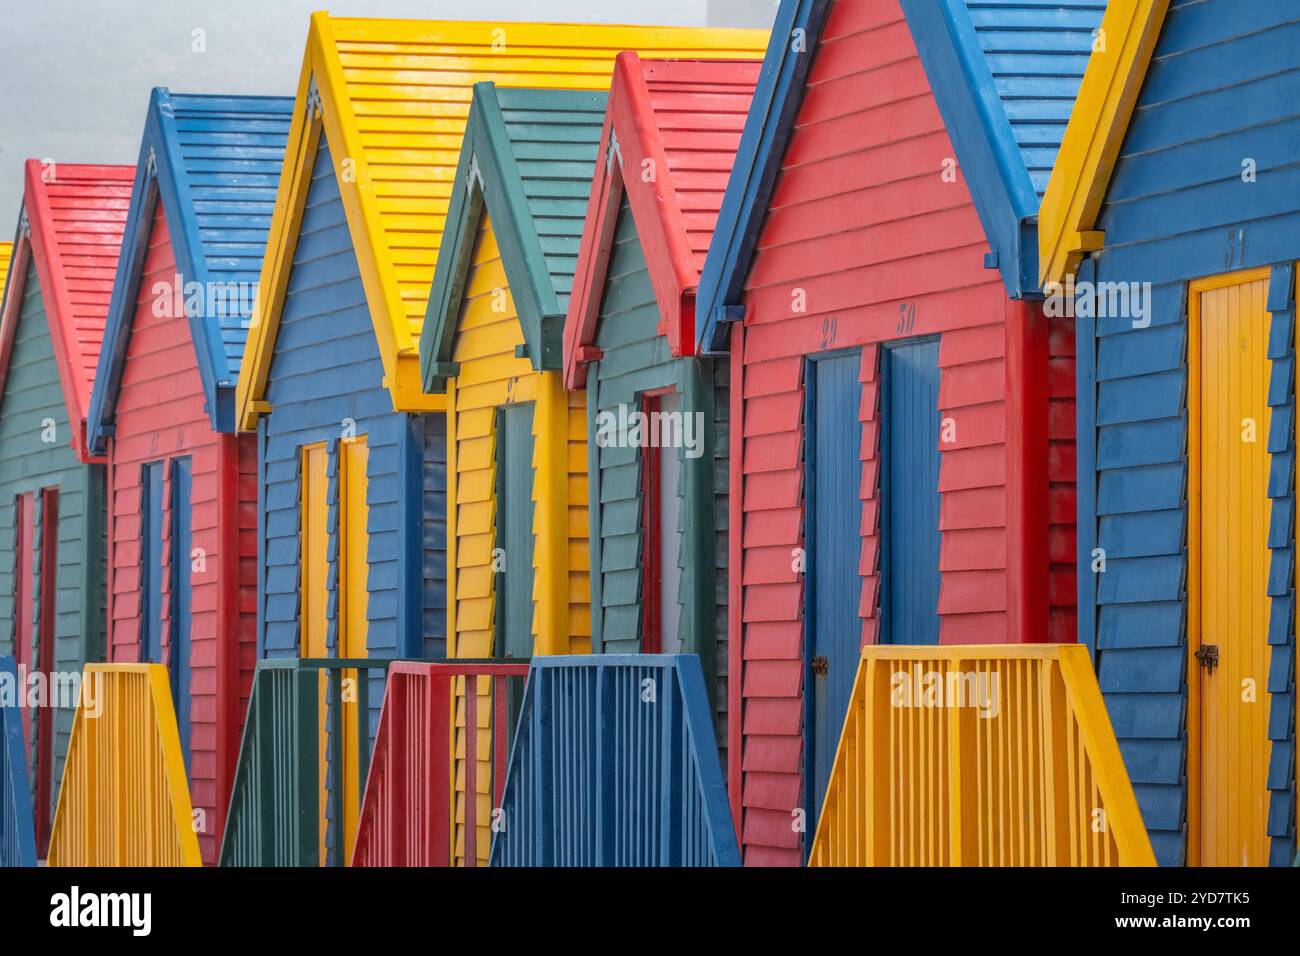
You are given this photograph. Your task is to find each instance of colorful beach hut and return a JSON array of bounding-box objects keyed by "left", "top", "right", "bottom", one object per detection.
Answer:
[
  {"left": 415, "top": 82, "right": 605, "bottom": 864},
  {"left": 421, "top": 82, "right": 605, "bottom": 667},
  {"left": 83, "top": 90, "right": 293, "bottom": 864},
  {"left": 229, "top": 14, "right": 768, "bottom": 861},
  {"left": 0, "top": 160, "right": 132, "bottom": 853},
  {"left": 1038, "top": 0, "right": 1299, "bottom": 866},
  {"left": 695, "top": 0, "right": 1101, "bottom": 864},
  {"left": 562, "top": 53, "right": 760, "bottom": 755}
]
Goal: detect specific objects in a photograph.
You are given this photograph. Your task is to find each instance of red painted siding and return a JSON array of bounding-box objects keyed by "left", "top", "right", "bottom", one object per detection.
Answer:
[
  {"left": 731, "top": 0, "right": 1075, "bottom": 865},
  {"left": 103, "top": 204, "right": 255, "bottom": 865}
]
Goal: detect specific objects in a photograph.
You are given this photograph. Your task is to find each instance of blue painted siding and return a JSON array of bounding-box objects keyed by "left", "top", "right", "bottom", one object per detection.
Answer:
[
  {"left": 167, "top": 93, "right": 294, "bottom": 377},
  {"left": 882, "top": 338, "right": 942, "bottom": 646},
  {"left": 1083, "top": 1, "right": 1300, "bottom": 865},
  {"left": 259, "top": 139, "right": 446, "bottom": 723},
  {"left": 964, "top": 0, "right": 1104, "bottom": 196}
]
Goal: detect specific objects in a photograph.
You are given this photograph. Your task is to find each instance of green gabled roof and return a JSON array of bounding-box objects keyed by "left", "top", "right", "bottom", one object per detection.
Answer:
[{"left": 420, "top": 83, "right": 609, "bottom": 393}]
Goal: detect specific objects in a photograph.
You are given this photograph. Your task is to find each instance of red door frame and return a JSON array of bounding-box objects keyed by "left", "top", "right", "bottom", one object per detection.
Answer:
[
  {"left": 12, "top": 494, "right": 34, "bottom": 741},
  {"left": 639, "top": 388, "right": 674, "bottom": 654},
  {"left": 35, "top": 488, "right": 57, "bottom": 852}
]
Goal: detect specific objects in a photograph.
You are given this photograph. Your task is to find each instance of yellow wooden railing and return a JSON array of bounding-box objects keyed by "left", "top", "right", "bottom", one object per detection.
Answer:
[
  {"left": 810, "top": 645, "right": 1155, "bottom": 866},
  {"left": 48, "top": 665, "right": 201, "bottom": 866}
]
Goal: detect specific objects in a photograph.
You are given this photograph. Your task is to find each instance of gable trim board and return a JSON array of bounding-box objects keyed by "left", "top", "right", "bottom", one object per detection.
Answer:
[
  {"left": 421, "top": 83, "right": 609, "bottom": 391},
  {"left": 86, "top": 89, "right": 294, "bottom": 450},
  {"left": 696, "top": 0, "right": 833, "bottom": 354},
  {"left": 1055, "top": 0, "right": 1300, "bottom": 866},
  {"left": 0, "top": 161, "right": 135, "bottom": 464},
  {"left": 235, "top": 13, "right": 770, "bottom": 430}
]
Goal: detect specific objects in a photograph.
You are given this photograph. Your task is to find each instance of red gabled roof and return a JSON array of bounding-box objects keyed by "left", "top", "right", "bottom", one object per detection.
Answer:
[
  {"left": 0, "top": 161, "right": 133, "bottom": 463},
  {"left": 563, "top": 53, "right": 760, "bottom": 388}
]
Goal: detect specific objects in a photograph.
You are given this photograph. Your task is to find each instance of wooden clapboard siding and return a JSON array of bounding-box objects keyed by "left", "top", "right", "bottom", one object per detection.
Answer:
[
  {"left": 1074, "top": 2, "right": 1300, "bottom": 866},
  {"left": 0, "top": 259, "right": 103, "bottom": 832},
  {"left": 259, "top": 138, "right": 440, "bottom": 701}
]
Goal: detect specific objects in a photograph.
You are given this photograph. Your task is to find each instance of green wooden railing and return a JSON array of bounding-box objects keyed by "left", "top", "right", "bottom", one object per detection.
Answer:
[{"left": 219, "top": 658, "right": 388, "bottom": 867}]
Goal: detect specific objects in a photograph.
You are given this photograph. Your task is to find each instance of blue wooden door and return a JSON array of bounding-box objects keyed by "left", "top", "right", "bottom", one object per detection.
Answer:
[
  {"left": 169, "top": 458, "right": 193, "bottom": 769},
  {"left": 141, "top": 462, "right": 165, "bottom": 666},
  {"left": 882, "top": 339, "right": 942, "bottom": 646},
  {"left": 805, "top": 351, "right": 864, "bottom": 832}
]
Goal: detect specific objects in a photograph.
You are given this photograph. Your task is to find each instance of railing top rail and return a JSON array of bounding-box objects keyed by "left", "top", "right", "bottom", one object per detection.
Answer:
[
  {"left": 388, "top": 660, "right": 531, "bottom": 678},
  {"left": 857, "top": 644, "right": 1084, "bottom": 662},
  {"left": 252, "top": 657, "right": 392, "bottom": 673},
  {"left": 525, "top": 653, "right": 694, "bottom": 669}
]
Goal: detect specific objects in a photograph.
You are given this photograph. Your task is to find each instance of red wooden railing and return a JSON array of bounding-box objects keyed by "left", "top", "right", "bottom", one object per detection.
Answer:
[{"left": 351, "top": 661, "right": 529, "bottom": 866}]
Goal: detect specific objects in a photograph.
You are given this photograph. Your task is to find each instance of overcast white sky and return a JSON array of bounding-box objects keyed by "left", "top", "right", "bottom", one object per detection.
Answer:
[{"left": 0, "top": 0, "right": 777, "bottom": 225}]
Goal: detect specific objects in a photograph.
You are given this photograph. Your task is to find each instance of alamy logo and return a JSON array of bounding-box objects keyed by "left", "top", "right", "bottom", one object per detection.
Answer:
[
  {"left": 890, "top": 667, "right": 1000, "bottom": 718},
  {"left": 50, "top": 886, "right": 151, "bottom": 936},
  {"left": 1043, "top": 273, "right": 1153, "bottom": 328},
  {"left": 152, "top": 273, "right": 257, "bottom": 323},
  {"left": 594, "top": 403, "right": 705, "bottom": 459}
]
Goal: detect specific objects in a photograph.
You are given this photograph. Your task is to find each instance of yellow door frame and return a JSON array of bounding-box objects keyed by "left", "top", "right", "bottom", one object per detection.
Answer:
[{"left": 1186, "top": 265, "right": 1273, "bottom": 867}]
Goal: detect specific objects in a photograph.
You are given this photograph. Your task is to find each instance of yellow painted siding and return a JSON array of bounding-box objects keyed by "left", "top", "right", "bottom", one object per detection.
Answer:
[
  {"left": 237, "top": 15, "right": 769, "bottom": 424},
  {"left": 445, "top": 215, "right": 590, "bottom": 864},
  {"left": 1188, "top": 271, "right": 1272, "bottom": 867},
  {"left": 0, "top": 242, "right": 13, "bottom": 305}
]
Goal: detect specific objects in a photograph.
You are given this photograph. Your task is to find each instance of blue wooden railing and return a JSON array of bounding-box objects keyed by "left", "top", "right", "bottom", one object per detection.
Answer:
[
  {"left": 489, "top": 655, "right": 739, "bottom": 867},
  {"left": 0, "top": 656, "right": 37, "bottom": 867}
]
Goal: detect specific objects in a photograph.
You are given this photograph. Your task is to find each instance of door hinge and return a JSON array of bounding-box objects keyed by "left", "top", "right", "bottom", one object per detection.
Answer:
[
  {"left": 1195, "top": 644, "right": 1219, "bottom": 674},
  {"left": 811, "top": 656, "right": 829, "bottom": 677}
]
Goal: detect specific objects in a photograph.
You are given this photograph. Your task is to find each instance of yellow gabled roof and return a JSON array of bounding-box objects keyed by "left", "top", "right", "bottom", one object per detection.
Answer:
[
  {"left": 1038, "top": 0, "right": 1171, "bottom": 288},
  {"left": 237, "top": 13, "right": 769, "bottom": 427},
  {"left": 0, "top": 242, "right": 12, "bottom": 307}
]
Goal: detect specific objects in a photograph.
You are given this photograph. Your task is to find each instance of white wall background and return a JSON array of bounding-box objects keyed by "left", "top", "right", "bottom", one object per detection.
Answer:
[{"left": 0, "top": 0, "right": 775, "bottom": 225}]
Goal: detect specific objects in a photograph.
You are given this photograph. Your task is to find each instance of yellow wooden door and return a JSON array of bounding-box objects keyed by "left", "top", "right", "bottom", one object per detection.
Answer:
[
  {"left": 1190, "top": 270, "right": 1272, "bottom": 867},
  {"left": 299, "top": 443, "right": 330, "bottom": 862},
  {"left": 339, "top": 437, "right": 369, "bottom": 861}
]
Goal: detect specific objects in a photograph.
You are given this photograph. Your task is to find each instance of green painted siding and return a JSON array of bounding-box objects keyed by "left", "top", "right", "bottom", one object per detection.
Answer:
[
  {"left": 588, "top": 199, "right": 729, "bottom": 748},
  {"left": 0, "top": 259, "right": 106, "bottom": 823}
]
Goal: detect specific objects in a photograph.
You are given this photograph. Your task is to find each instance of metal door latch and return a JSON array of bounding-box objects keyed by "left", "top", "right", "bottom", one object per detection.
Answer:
[
  {"left": 811, "top": 656, "right": 829, "bottom": 676},
  {"left": 1195, "top": 644, "right": 1219, "bottom": 674}
]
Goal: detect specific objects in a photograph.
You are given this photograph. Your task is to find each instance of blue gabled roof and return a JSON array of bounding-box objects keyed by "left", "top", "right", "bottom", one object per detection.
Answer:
[
  {"left": 697, "top": 0, "right": 1104, "bottom": 353},
  {"left": 87, "top": 89, "right": 293, "bottom": 449}
]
